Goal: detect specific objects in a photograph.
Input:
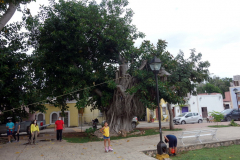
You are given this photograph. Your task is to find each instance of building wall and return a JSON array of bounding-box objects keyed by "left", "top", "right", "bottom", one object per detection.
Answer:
[
  {"left": 80, "top": 106, "right": 105, "bottom": 125},
  {"left": 37, "top": 102, "right": 79, "bottom": 128},
  {"left": 229, "top": 86, "right": 240, "bottom": 109},
  {"left": 146, "top": 99, "right": 168, "bottom": 121}
]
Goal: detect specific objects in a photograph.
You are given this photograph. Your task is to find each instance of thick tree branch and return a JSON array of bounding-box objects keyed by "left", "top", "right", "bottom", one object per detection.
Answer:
[
  {"left": 139, "top": 60, "right": 147, "bottom": 70},
  {"left": 0, "top": 3, "right": 19, "bottom": 31}
]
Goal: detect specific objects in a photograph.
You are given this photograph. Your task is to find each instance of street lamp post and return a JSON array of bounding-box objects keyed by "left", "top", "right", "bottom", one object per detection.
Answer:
[
  {"left": 149, "top": 56, "right": 167, "bottom": 155},
  {"left": 233, "top": 88, "right": 240, "bottom": 120}
]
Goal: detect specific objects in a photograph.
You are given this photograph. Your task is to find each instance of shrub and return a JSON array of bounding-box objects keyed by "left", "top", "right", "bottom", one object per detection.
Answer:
[
  {"left": 85, "top": 127, "right": 96, "bottom": 138},
  {"left": 229, "top": 120, "right": 238, "bottom": 126},
  {"left": 209, "top": 111, "right": 224, "bottom": 126}
]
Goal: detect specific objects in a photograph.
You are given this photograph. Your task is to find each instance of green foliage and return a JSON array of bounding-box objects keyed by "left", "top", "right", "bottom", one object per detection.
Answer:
[
  {"left": 24, "top": 0, "right": 144, "bottom": 113},
  {"left": 209, "top": 111, "right": 224, "bottom": 125},
  {"left": 0, "top": 19, "right": 46, "bottom": 119},
  {"left": 197, "top": 76, "right": 232, "bottom": 98},
  {"left": 85, "top": 127, "right": 97, "bottom": 138},
  {"left": 229, "top": 120, "right": 239, "bottom": 126},
  {"left": 197, "top": 83, "right": 222, "bottom": 94}
]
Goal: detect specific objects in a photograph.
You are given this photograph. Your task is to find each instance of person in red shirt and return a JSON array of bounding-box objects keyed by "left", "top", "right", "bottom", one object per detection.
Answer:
[{"left": 55, "top": 116, "right": 65, "bottom": 142}]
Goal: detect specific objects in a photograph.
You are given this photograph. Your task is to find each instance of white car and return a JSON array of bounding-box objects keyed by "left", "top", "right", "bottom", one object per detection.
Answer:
[{"left": 173, "top": 112, "right": 203, "bottom": 125}]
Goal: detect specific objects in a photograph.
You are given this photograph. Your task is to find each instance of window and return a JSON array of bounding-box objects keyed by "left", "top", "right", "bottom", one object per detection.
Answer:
[
  {"left": 51, "top": 113, "right": 58, "bottom": 123},
  {"left": 38, "top": 114, "right": 43, "bottom": 121},
  {"left": 187, "top": 113, "right": 193, "bottom": 117},
  {"left": 162, "top": 107, "right": 166, "bottom": 115}
]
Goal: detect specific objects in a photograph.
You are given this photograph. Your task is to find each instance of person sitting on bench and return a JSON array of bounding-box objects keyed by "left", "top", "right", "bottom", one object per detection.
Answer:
[{"left": 164, "top": 135, "right": 177, "bottom": 156}]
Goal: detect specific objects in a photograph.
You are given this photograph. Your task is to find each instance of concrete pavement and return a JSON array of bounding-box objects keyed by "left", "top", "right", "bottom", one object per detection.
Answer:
[{"left": 1, "top": 122, "right": 240, "bottom": 160}]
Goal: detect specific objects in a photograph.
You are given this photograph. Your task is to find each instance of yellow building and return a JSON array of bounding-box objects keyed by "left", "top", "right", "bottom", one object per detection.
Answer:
[
  {"left": 36, "top": 100, "right": 105, "bottom": 128},
  {"left": 146, "top": 99, "right": 169, "bottom": 122}
]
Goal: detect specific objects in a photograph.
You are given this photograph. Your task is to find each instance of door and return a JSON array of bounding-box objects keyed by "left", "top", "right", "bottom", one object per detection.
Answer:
[
  {"left": 63, "top": 112, "right": 69, "bottom": 127},
  {"left": 185, "top": 113, "right": 193, "bottom": 123},
  {"left": 201, "top": 107, "right": 208, "bottom": 118},
  {"left": 182, "top": 107, "right": 188, "bottom": 113}
]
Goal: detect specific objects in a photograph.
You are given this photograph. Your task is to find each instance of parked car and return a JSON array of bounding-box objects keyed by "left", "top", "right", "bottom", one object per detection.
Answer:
[
  {"left": 102, "top": 116, "right": 138, "bottom": 129},
  {"left": 0, "top": 117, "right": 50, "bottom": 135},
  {"left": 173, "top": 112, "right": 203, "bottom": 125},
  {"left": 221, "top": 109, "right": 240, "bottom": 121}
]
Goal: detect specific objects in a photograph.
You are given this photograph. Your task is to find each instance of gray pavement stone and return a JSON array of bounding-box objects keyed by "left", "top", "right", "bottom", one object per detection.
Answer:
[{"left": 1, "top": 123, "right": 240, "bottom": 160}]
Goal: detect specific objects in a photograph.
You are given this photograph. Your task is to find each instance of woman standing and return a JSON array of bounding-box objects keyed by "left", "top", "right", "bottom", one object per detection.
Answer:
[{"left": 30, "top": 120, "right": 39, "bottom": 145}]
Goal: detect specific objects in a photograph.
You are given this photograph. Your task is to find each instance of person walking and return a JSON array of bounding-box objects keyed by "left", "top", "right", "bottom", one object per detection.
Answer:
[
  {"left": 6, "top": 118, "right": 14, "bottom": 143},
  {"left": 30, "top": 120, "right": 39, "bottom": 145},
  {"left": 99, "top": 121, "right": 113, "bottom": 152},
  {"left": 164, "top": 135, "right": 177, "bottom": 156},
  {"left": 13, "top": 119, "right": 20, "bottom": 142},
  {"left": 55, "top": 116, "right": 64, "bottom": 142}
]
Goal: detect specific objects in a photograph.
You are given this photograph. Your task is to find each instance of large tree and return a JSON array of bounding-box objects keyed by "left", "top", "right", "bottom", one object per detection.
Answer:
[{"left": 27, "top": 0, "right": 210, "bottom": 132}]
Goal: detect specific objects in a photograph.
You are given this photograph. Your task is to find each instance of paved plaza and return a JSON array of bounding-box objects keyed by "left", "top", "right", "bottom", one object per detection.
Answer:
[{"left": 1, "top": 121, "right": 240, "bottom": 160}]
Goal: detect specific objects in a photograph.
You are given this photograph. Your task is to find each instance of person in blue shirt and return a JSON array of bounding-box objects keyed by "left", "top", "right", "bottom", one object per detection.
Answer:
[
  {"left": 6, "top": 118, "right": 15, "bottom": 143},
  {"left": 13, "top": 119, "right": 21, "bottom": 142},
  {"left": 164, "top": 135, "right": 177, "bottom": 156}
]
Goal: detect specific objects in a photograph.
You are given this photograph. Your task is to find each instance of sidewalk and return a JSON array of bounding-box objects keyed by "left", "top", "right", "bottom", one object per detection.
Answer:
[{"left": 1, "top": 123, "right": 240, "bottom": 160}]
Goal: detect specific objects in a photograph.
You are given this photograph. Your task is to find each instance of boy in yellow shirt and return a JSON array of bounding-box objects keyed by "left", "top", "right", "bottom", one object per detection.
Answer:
[{"left": 100, "top": 121, "right": 113, "bottom": 152}]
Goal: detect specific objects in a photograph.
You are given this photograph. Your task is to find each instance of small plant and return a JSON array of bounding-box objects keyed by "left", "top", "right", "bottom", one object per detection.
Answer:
[
  {"left": 136, "top": 121, "right": 140, "bottom": 126},
  {"left": 209, "top": 111, "right": 224, "bottom": 126},
  {"left": 85, "top": 127, "right": 96, "bottom": 138},
  {"left": 229, "top": 120, "right": 238, "bottom": 126}
]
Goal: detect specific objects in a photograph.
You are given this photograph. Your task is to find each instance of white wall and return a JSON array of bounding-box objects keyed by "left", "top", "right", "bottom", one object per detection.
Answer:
[{"left": 188, "top": 94, "right": 224, "bottom": 116}]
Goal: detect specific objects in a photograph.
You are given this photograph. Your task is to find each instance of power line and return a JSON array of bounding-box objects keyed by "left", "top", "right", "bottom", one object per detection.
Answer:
[{"left": 2, "top": 77, "right": 125, "bottom": 113}]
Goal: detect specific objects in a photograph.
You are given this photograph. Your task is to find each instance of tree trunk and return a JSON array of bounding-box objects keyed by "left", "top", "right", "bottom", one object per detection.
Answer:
[
  {"left": 106, "top": 63, "right": 146, "bottom": 133},
  {"left": 0, "top": 3, "right": 18, "bottom": 31},
  {"left": 167, "top": 103, "right": 174, "bottom": 130}
]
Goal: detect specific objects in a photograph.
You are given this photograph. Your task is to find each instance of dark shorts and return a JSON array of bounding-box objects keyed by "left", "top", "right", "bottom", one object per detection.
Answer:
[
  {"left": 169, "top": 138, "right": 177, "bottom": 148},
  {"left": 103, "top": 136, "right": 110, "bottom": 139},
  {"left": 7, "top": 131, "right": 12, "bottom": 136}
]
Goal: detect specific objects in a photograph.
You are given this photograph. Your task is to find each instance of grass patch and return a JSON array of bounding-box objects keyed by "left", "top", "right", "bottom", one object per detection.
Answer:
[
  {"left": 208, "top": 125, "right": 230, "bottom": 128},
  {"left": 63, "top": 128, "right": 182, "bottom": 143},
  {"left": 162, "top": 128, "right": 182, "bottom": 131},
  {"left": 172, "top": 144, "right": 240, "bottom": 160}
]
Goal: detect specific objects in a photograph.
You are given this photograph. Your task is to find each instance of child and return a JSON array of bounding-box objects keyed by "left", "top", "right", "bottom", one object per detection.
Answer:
[
  {"left": 100, "top": 121, "right": 113, "bottom": 152},
  {"left": 164, "top": 135, "right": 177, "bottom": 156}
]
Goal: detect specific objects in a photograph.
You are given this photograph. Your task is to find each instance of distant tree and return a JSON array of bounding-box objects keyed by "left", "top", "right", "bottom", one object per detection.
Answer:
[{"left": 197, "top": 76, "right": 232, "bottom": 98}]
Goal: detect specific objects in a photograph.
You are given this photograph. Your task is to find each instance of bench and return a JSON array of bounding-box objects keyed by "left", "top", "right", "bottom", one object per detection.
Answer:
[{"left": 178, "top": 129, "right": 218, "bottom": 145}]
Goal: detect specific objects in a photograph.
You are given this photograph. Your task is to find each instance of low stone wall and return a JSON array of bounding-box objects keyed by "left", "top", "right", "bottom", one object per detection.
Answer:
[{"left": 143, "top": 139, "right": 240, "bottom": 158}]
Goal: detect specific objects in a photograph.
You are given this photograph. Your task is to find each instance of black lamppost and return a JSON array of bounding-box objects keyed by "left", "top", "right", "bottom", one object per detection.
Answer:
[
  {"left": 149, "top": 56, "right": 167, "bottom": 155},
  {"left": 233, "top": 88, "right": 240, "bottom": 120}
]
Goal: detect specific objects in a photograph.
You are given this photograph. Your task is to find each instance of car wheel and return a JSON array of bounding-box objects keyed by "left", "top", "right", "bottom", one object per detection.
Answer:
[
  {"left": 198, "top": 119, "right": 203, "bottom": 123},
  {"left": 132, "top": 122, "right": 136, "bottom": 129},
  {"left": 181, "top": 121, "right": 186, "bottom": 124},
  {"left": 226, "top": 117, "right": 232, "bottom": 121}
]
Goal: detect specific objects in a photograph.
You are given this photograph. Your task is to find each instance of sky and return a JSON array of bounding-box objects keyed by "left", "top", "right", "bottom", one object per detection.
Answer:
[{"left": 8, "top": 0, "right": 240, "bottom": 78}]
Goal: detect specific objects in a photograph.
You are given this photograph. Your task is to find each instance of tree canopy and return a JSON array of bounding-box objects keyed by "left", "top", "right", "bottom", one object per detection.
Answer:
[
  {"left": 0, "top": 0, "right": 35, "bottom": 31},
  {"left": 1, "top": 0, "right": 210, "bottom": 131}
]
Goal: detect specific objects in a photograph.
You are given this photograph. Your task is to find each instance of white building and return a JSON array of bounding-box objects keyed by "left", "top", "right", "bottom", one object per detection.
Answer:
[{"left": 172, "top": 93, "right": 224, "bottom": 118}]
